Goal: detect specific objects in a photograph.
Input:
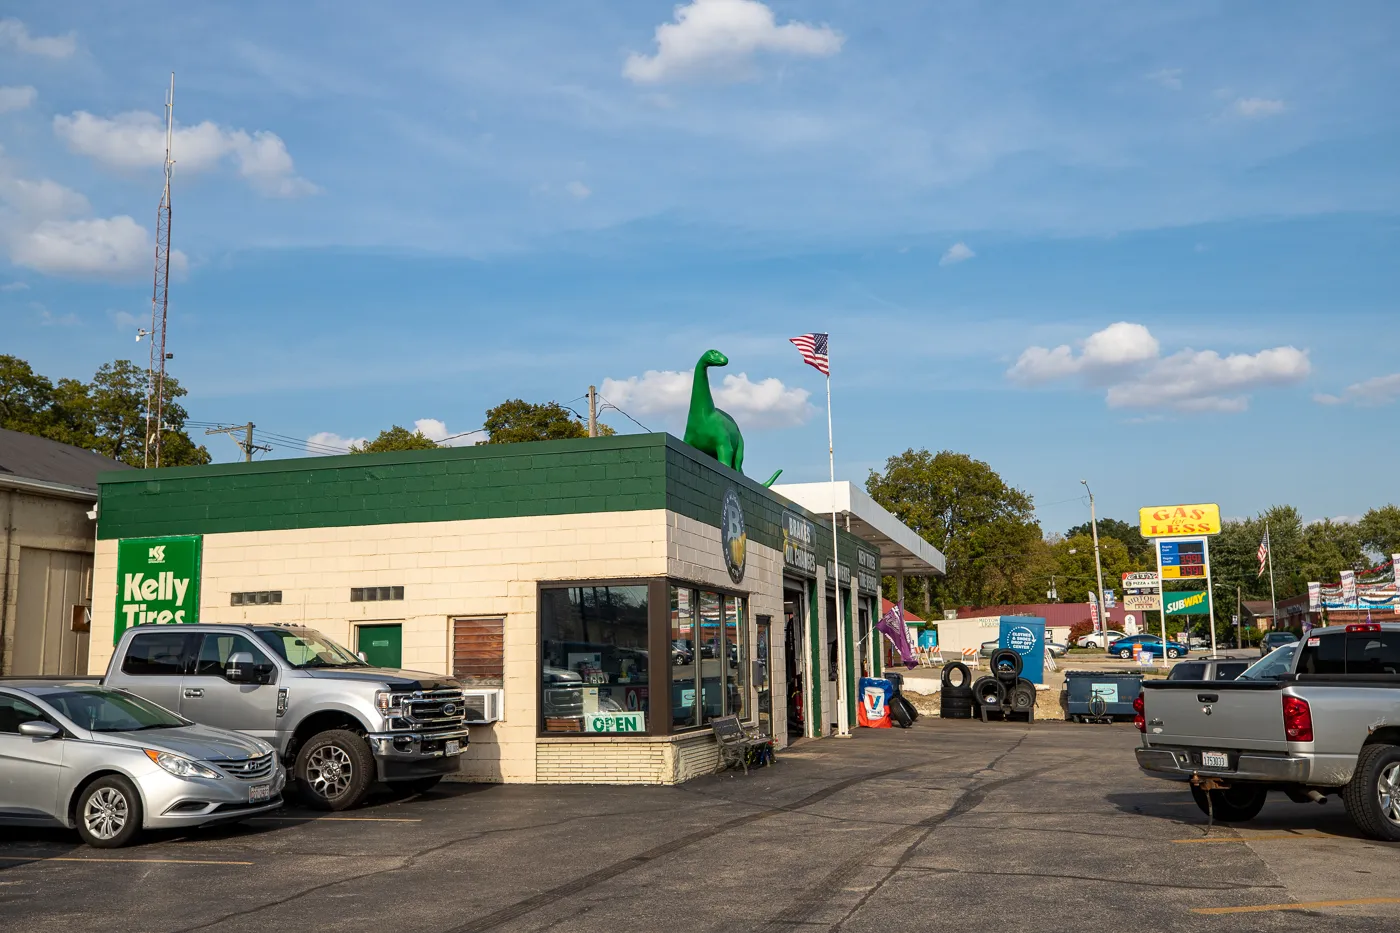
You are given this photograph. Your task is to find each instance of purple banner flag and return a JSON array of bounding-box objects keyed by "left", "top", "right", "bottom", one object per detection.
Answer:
[{"left": 876, "top": 601, "right": 918, "bottom": 670}]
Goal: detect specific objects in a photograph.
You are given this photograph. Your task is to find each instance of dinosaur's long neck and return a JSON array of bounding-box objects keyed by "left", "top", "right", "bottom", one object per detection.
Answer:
[{"left": 690, "top": 361, "right": 716, "bottom": 419}]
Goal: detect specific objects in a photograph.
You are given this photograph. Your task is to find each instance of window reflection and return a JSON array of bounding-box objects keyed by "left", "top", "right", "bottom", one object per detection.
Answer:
[
  {"left": 671, "top": 587, "right": 698, "bottom": 728},
  {"left": 540, "top": 585, "right": 649, "bottom": 733}
]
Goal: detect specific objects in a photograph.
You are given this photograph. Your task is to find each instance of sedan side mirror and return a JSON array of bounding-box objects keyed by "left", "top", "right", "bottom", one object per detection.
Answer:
[{"left": 19, "top": 720, "right": 61, "bottom": 739}]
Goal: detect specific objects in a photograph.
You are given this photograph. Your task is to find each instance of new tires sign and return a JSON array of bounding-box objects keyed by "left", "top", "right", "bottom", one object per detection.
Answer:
[{"left": 114, "top": 535, "right": 202, "bottom": 643}]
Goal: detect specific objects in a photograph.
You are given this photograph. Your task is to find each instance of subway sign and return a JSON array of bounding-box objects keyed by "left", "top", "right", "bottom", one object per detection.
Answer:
[
  {"left": 114, "top": 535, "right": 202, "bottom": 643},
  {"left": 1139, "top": 503, "right": 1221, "bottom": 538},
  {"left": 1164, "top": 590, "right": 1210, "bottom": 616}
]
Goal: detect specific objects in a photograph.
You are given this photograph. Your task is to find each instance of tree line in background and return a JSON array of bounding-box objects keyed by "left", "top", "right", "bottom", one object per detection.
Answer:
[
  {"left": 1, "top": 355, "right": 210, "bottom": 468},
  {"left": 866, "top": 447, "right": 1400, "bottom": 629},
  {"left": 352, "top": 400, "right": 613, "bottom": 452}
]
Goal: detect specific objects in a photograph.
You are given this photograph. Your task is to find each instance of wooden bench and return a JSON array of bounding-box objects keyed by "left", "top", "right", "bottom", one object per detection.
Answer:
[{"left": 711, "top": 715, "right": 775, "bottom": 774}]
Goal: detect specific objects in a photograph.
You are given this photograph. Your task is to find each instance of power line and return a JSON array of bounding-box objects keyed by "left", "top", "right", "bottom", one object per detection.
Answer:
[{"left": 596, "top": 395, "right": 651, "bottom": 433}]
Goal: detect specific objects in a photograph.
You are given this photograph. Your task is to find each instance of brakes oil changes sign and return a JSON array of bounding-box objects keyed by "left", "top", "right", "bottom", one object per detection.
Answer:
[{"left": 114, "top": 535, "right": 202, "bottom": 642}]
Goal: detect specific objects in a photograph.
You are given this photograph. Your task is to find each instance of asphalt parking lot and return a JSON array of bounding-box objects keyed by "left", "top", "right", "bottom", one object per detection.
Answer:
[{"left": 4, "top": 721, "right": 1399, "bottom": 932}]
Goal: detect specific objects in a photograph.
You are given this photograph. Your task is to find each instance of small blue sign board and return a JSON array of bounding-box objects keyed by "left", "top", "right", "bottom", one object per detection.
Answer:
[
  {"left": 917, "top": 629, "right": 938, "bottom": 649},
  {"left": 997, "top": 616, "right": 1046, "bottom": 684}
]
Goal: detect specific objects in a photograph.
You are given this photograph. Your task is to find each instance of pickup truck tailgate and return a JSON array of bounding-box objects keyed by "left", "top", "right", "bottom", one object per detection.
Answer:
[{"left": 1142, "top": 682, "right": 1288, "bottom": 751}]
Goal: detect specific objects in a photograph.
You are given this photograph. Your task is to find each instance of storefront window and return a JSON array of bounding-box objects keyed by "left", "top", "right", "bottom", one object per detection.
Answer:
[
  {"left": 724, "top": 595, "right": 746, "bottom": 719},
  {"left": 539, "top": 585, "right": 649, "bottom": 733},
  {"left": 671, "top": 587, "right": 698, "bottom": 729},
  {"left": 698, "top": 590, "right": 724, "bottom": 723}
]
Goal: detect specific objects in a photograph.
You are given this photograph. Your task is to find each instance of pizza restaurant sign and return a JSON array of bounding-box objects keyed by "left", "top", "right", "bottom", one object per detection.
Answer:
[
  {"left": 114, "top": 535, "right": 202, "bottom": 642},
  {"left": 1138, "top": 503, "right": 1222, "bottom": 538}
]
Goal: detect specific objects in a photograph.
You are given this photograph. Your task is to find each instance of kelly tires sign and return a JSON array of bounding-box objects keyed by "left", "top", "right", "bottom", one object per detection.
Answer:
[{"left": 114, "top": 535, "right": 202, "bottom": 643}]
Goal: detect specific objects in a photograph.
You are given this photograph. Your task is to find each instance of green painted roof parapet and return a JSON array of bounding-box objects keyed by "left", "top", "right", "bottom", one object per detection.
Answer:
[{"left": 95, "top": 432, "right": 879, "bottom": 579}]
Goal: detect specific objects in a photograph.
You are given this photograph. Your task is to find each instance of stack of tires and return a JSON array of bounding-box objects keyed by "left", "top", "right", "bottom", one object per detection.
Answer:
[
  {"left": 939, "top": 662, "right": 975, "bottom": 719},
  {"left": 885, "top": 671, "right": 920, "bottom": 727},
  {"left": 971, "top": 649, "right": 1037, "bottom": 721}
]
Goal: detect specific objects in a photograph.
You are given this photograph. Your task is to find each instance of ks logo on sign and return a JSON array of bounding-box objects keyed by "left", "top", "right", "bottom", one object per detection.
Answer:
[{"left": 148, "top": 545, "right": 166, "bottom": 564}]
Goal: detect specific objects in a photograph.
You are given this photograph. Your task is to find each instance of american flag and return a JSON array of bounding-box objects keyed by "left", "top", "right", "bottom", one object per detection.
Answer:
[
  {"left": 790, "top": 333, "right": 829, "bottom": 376},
  {"left": 1257, "top": 531, "right": 1270, "bottom": 578}
]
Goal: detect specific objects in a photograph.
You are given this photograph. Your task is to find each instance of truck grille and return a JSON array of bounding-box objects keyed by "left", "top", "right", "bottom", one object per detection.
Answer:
[
  {"left": 389, "top": 688, "right": 467, "bottom": 732},
  {"left": 217, "top": 753, "right": 275, "bottom": 780}
]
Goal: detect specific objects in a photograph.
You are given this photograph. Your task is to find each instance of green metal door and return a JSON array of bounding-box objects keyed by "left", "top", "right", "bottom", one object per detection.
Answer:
[{"left": 357, "top": 623, "right": 402, "bottom": 669}]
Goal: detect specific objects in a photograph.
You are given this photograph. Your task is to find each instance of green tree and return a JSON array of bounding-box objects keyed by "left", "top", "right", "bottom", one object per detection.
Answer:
[
  {"left": 351, "top": 425, "right": 439, "bottom": 453},
  {"left": 0, "top": 355, "right": 208, "bottom": 467},
  {"left": 1049, "top": 533, "right": 1138, "bottom": 605},
  {"left": 481, "top": 399, "right": 613, "bottom": 444},
  {"left": 1359, "top": 505, "right": 1400, "bottom": 559},
  {"left": 1065, "top": 517, "right": 1151, "bottom": 565},
  {"left": 1298, "top": 519, "right": 1366, "bottom": 581},
  {"left": 866, "top": 449, "right": 1044, "bottom": 611}
]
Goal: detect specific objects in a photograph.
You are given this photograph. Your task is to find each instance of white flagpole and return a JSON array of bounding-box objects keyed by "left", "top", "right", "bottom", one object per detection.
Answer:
[
  {"left": 1266, "top": 521, "right": 1279, "bottom": 630},
  {"left": 828, "top": 345, "right": 851, "bottom": 738}
]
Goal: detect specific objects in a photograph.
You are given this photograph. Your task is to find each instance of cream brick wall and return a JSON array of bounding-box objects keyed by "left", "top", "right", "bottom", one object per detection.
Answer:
[
  {"left": 666, "top": 512, "right": 787, "bottom": 746},
  {"left": 90, "top": 507, "right": 800, "bottom": 783},
  {"left": 92, "top": 510, "right": 672, "bottom": 784}
]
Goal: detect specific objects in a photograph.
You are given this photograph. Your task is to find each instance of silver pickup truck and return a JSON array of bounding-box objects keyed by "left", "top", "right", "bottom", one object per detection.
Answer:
[
  {"left": 102, "top": 623, "right": 469, "bottom": 810},
  {"left": 1135, "top": 622, "right": 1400, "bottom": 840}
]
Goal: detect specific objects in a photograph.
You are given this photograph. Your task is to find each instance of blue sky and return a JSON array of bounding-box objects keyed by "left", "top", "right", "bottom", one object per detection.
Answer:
[{"left": 2, "top": 1, "right": 1398, "bottom": 536}]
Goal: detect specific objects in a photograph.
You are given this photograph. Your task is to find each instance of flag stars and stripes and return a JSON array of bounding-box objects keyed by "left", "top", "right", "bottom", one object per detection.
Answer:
[
  {"left": 1257, "top": 532, "right": 1270, "bottom": 578},
  {"left": 790, "top": 333, "right": 829, "bottom": 376}
]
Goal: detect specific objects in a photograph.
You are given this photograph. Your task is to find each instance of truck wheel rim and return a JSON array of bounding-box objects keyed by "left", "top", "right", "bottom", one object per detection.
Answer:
[
  {"left": 308, "top": 746, "right": 354, "bottom": 799},
  {"left": 1379, "top": 762, "right": 1400, "bottom": 825},
  {"left": 84, "top": 787, "right": 128, "bottom": 840}
]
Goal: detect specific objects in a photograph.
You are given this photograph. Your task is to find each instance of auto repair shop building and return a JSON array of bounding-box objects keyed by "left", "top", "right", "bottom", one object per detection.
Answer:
[{"left": 90, "top": 434, "right": 940, "bottom": 785}]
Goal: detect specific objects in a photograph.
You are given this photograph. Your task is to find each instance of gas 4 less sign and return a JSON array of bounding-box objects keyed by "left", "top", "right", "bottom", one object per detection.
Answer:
[{"left": 114, "top": 535, "right": 202, "bottom": 642}]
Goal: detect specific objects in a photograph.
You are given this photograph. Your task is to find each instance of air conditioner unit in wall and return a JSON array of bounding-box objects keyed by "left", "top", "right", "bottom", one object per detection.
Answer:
[{"left": 461, "top": 689, "right": 503, "bottom": 723}]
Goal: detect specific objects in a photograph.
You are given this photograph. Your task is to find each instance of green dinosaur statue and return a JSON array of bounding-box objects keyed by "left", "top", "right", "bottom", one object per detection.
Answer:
[{"left": 685, "top": 349, "right": 745, "bottom": 473}]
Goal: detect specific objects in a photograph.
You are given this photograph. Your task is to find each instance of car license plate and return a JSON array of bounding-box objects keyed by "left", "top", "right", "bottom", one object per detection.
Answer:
[
  {"left": 248, "top": 783, "right": 272, "bottom": 803},
  {"left": 1202, "top": 751, "right": 1230, "bottom": 769},
  {"left": 445, "top": 740, "right": 461, "bottom": 756}
]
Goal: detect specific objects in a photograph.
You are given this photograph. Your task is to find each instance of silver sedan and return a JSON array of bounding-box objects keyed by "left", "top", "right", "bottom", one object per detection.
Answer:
[{"left": 0, "top": 681, "right": 286, "bottom": 848}]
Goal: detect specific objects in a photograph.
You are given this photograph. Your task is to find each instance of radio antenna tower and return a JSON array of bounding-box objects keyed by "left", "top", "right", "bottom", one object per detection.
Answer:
[{"left": 144, "top": 73, "right": 175, "bottom": 468}]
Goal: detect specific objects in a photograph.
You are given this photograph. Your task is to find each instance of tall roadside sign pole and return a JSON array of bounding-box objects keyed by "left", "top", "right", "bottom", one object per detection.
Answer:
[{"left": 1140, "top": 503, "right": 1223, "bottom": 658}]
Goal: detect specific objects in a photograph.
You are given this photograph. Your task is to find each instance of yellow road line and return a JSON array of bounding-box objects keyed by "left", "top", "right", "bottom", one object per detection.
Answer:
[
  {"left": 249, "top": 816, "right": 422, "bottom": 822},
  {"left": 0, "top": 855, "right": 252, "bottom": 866},
  {"left": 1193, "top": 897, "right": 1400, "bottom": 915},
  {"left": 1173, "top": 832, "right": 1330, "bottom": 843}
]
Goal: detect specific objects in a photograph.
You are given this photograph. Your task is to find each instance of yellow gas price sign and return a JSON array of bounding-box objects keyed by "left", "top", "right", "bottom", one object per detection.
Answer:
[{"left": 1138, "top": 503, "right": 1222, "bottom": 538}]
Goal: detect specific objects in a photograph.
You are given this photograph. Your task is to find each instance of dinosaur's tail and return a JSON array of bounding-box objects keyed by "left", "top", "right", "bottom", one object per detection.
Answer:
[{"left": 763, "top": 469, "right": 783, "bottom": 488}]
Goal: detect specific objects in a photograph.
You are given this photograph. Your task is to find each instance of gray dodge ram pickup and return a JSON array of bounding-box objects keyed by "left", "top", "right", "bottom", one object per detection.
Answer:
[
  {"left": 1135, "top": 623, "right": 1400, "bottom": 840},
  {"left": 103, "top": 623, "right": 469, "bottom": 810}
]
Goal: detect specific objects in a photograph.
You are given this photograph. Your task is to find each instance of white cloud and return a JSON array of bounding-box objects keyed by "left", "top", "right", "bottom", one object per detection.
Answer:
[
  {"left": 565, "top": 180, "right": 592, "bottom": 200},
  {"left": 54, "top": 110, "right": 317, "bottom": 197},
  {"left": 1009, "top": 322, "right": 1309, "bottom": 413},
  {"left": 1234, "top": 97, "right": 1286, "bottom": 118},
  {"left": 1146, "top": 68, "right": 1183, "bottom": 90},
  {"left": 0, "top": 85, "right": 37, "bottom": 112},
  {"left": 8, "top": 215, "right": 188, "bottom": 277},
  {"left": 0, "top": 18, "right": 76, "bottom": 59},
  {"left": 306, "top": 431, "right": 366, "bottom": 453},
  {"left": 0, "top": 280, "right": 29, "bottom": 292},
  {"left": 624, "top": 0, "right": 843, "bottom": 84},
  {"left": 38, "top": 306, "right": 78, "bottom": 326},
  {"left": 601, "top": 368, "right": 813, "bottom": 429},
  {"left": 939, "top": 241, "right": 975, "bottom": 266},
  {"left": 1314, "top": 373, "right": 1400, "bottom": 407},
  {"left": 413, "top": 419, "right": 484, "bottom": 446},
  {"left": 110, "top": 309, "right": 142, "bottom": 329}
]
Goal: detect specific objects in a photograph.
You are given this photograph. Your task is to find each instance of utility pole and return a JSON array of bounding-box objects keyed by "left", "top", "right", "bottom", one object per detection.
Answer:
[
  {"left": 1082, "top": 479, "right": 1108, "bottom": 653},
  {"left": 587, "top": 385, "right": 598, "bottom": 438},
  {"left": 205, "top": 423, "right": 271, "bottom": 462},
  {"left": 1237, "top": 583, "right": 1243, "bottom": 650}
]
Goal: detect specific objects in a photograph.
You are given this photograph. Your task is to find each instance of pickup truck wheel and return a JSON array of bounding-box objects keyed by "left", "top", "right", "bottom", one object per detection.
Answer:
[
  {"left": 76, "top": 775, "right": 143, "bottom": 848},
  {"left": 295, "top": 730, "right": 374, "bottom": 811},
  {"left": 1190, "top": 784, "right": 1267, "bottom": 822},
  {"left": 1342, "top": 743, "right": 1400, "bottom": 841}
]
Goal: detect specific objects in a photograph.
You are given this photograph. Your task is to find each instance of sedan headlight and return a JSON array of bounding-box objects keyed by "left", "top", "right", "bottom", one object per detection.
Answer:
[{"left": 145, "top": 749, "right": 223, "bottom": 780}]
